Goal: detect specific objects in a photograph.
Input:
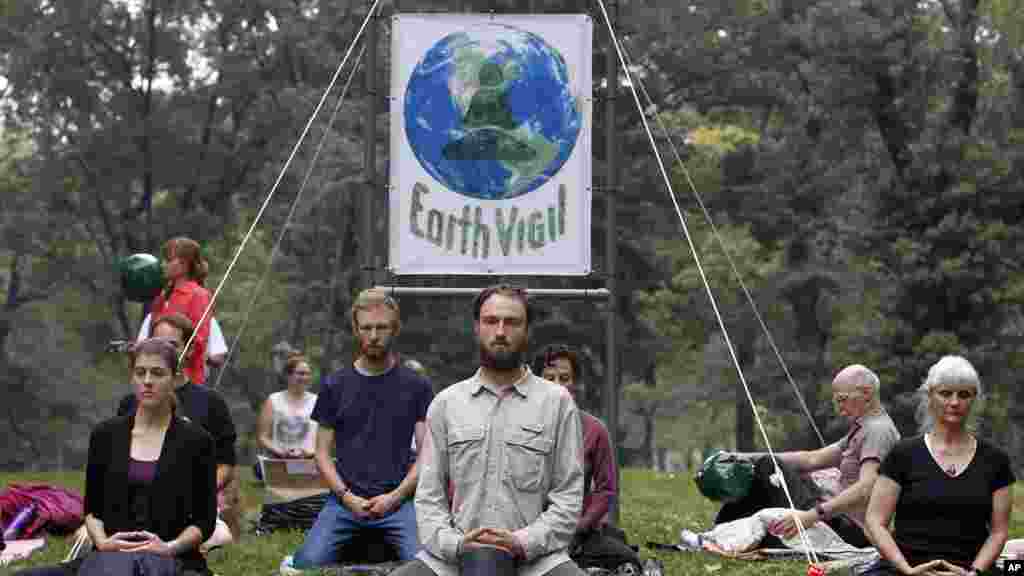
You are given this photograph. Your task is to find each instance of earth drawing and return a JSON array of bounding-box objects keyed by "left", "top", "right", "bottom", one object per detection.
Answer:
[{"left": 404, "top": 24, "right": 582, "bottom": 200}]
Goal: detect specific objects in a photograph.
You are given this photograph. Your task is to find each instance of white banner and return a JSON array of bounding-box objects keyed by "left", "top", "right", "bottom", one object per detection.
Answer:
[{"left": 389, "top": 14, "right": 592, "bottom": 275}]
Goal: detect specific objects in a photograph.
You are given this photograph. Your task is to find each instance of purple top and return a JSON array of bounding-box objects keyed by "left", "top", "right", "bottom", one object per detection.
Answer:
[{"left": 127, "top": 457, "right": 158, "bottom": 486}]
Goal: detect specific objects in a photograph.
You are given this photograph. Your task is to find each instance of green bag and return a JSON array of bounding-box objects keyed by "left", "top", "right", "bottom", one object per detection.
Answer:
[
  {"left": 119, "top": 253, "right": 163, "bottom": 302},
  {"left": 694, "top": 450, "right": 754, "bottom": 502}
]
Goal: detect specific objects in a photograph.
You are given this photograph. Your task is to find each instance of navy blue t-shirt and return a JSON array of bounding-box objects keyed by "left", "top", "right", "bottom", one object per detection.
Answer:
[{"left": 312, "top": 363, "right": 433, "bottom": 498}]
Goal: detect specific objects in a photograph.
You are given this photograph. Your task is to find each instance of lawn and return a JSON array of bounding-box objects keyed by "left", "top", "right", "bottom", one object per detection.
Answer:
[{"left": 5, "top": 467, "right": 1022, "bottom": 575}]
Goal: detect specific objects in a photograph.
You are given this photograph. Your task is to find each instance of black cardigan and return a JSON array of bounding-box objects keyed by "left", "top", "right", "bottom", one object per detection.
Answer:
[{"left": 84, "top": 412, "right": 217, "bottom": 571}]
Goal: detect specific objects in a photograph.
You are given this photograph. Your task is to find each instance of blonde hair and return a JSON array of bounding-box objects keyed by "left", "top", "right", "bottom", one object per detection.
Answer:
[
  {"left": 350, "top": 289, "right": 401, "bottom": 331},
  {"left": 915, "top": 355, "right": 983, "bottom": 432}
]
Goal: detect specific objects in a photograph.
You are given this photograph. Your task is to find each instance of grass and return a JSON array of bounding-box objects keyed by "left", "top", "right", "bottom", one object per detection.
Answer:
[{"left": 5, "top": 467, "right": 1022, "bottom": 575}]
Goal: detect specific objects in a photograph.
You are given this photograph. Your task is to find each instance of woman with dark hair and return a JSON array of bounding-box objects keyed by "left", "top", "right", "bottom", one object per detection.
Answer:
[
  {"left": 16, "top": 338, "right": 217, "bottom": 576},
  {"left": 258, "top": 352, "right": 318, "bottom": 460},
  {"left": 864, "top": 356, "right": 1014, "bottom": 576},
  {"left": 531, "top": 343, "right": 641, "bottom": 574},
  {"left": 151, "top": 237, "right": 213, "bottom": 385}
]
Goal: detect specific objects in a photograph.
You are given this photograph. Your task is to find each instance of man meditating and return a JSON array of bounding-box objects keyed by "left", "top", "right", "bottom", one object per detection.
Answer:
[
  {"left": 279, "top": 290, "right": 432, "bottom": 574},
  {"left": 391, "top": 285, "right": 586, "bottom": 576}
]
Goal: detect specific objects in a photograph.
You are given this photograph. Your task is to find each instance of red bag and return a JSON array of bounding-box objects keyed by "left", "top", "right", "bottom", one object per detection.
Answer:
[{"left": 0, "top": 483, "right": 84, "bottom": 538}]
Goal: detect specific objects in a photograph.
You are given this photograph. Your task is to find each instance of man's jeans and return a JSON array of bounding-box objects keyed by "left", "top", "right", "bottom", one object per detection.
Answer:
[{"left": 292, "top": 494, "right": 418, "bottom": 568}]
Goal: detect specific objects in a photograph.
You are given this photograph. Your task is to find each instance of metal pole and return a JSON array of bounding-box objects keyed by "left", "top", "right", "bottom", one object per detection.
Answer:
[
  {"left": 362, "top": 0, "right": 379, "bottom": 290},
  {"left": 374, "top": 286, "right": 612, "bottom": 299},
  {"left": 603, "top": 0, "right": 620, "bottom": 526}
]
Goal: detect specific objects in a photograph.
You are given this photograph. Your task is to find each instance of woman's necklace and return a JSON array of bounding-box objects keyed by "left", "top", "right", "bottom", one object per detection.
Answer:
[{"left": 926, "top": 432, "right": 973, "bottom": 476}]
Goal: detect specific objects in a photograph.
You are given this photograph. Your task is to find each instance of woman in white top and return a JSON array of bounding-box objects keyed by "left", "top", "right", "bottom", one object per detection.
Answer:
[{"left": 258, "top": 352, "right": 318, "bottom": 459}]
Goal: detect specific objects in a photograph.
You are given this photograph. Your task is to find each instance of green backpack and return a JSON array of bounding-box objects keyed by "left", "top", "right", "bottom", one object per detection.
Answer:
[{"left": 694, "top": 450, "right": 755, "bottom": 502}]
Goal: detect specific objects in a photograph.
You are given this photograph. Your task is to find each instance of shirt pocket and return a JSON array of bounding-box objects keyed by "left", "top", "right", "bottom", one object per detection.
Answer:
[
  {"left": 505, "top": 425, "right": 553, "bottom": 493},
  {"left": 448, "top": 426, "right": 486, "bottom": 484}
]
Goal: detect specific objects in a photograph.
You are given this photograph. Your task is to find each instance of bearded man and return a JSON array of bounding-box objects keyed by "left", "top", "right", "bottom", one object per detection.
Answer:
[
  {"left": 391, "top": 284, "right": 587, "bottom": 576},
  {"left": 280, "top": 289, "right": 433, "bottom": 574}
]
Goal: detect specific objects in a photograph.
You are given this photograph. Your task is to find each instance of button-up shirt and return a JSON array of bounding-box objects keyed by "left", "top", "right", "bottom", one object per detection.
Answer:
[{"left": 415, "top": 367, "right": 584, "bottom": 576}]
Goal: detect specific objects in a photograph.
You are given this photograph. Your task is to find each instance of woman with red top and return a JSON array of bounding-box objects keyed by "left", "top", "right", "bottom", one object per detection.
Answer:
[{"left": 151, "top": 237, "right": 213, "bottom": 385}]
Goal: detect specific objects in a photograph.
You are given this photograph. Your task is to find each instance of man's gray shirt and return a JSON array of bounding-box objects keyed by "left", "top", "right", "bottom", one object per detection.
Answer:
[{"left": 415, "top": 367, "right": 584, "bottom": 576}]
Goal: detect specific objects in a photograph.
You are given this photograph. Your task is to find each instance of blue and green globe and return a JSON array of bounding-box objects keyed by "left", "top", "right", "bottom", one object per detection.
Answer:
[{"left": 404, "top": 24, "right": 582, "bottom": 200}]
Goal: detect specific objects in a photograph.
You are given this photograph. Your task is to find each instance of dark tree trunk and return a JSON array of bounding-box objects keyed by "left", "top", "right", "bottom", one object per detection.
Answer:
[{"left": 734, "top": 333, "right": 756, "bottom": 452}]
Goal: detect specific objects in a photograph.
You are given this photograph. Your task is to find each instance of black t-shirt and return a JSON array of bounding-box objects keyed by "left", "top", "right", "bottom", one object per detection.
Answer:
[
  {"left": 118, "top": 382, "right": 238, "bottom": 466},
  {"left": 311, "top": 364, "right": 433, "bottom": 498},
  {"left": 879, "top": 435, "right": 1014, "bottom": 566}
]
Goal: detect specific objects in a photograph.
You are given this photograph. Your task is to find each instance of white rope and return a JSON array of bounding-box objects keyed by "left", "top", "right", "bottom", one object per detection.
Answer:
[
  {"left": 180, "top": 0, "right": 382, "bottom": 369},
  {"left": 617, "top": 40, "right": 825, "bottom": 448},
  {"left": 211, "top": 40, "right": 368, "bottom": 390},
  {"left": 593, "top": 0, "right": 821, "bottom": 565}
]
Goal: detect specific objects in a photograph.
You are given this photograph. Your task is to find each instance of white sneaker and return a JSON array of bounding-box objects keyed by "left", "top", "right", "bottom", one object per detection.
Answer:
[
  {"left": 679, "top": 529, "right": 703, "bottom": 550},
  {"left": 279, "top": 555, "right": 305, "bottom": 576}
]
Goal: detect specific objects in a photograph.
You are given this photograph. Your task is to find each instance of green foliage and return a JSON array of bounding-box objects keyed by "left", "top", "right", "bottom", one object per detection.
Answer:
[{"left": 1, "top": 0, "right": 1023, "bottom": 471}]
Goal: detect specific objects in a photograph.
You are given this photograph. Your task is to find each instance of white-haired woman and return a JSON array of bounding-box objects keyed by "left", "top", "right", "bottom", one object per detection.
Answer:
[{"left": 864, "top": 356, "right": 1014, "bottom": 576}]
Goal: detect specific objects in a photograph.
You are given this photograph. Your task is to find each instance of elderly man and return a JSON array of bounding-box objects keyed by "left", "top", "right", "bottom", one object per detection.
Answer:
[
  {"left": 688, "top": 364, "right": 900, "bottom": 550},
  {"left": 392, "top": 285, "right": 586, "bottom": 576}
]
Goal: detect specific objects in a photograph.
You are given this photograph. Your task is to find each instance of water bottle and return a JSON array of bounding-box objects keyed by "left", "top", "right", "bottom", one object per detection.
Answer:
[{"left": 2, "top": 503, "right": 36, "bottom": 540}]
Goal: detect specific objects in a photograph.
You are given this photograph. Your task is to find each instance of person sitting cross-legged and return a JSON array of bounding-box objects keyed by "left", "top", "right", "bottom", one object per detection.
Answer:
[
  {"left": 279, "top": 289, "right": 433, "bottom": 574},
  {"left": 390, "top": 284, "right": 586, "bottom": 576},
  {"left": 258, "top": 352, "right": 318, "bottom": 461},
  {"left": 862, "top": 356, "right": 1014, "bottom": 576},
  {"left": 15, "top": 338, "right": 217, "bottom": 576},
  {"left": 118, "top": 313, "right": 239, "bottom": 553},
  {"left": 532, "top": 344, "right": 641, "bottom": 573}
]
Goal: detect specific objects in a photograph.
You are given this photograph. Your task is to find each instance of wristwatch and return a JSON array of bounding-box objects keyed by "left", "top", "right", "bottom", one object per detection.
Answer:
[{"left": 815, "top": 502, "right": 831, "bottom": 521}]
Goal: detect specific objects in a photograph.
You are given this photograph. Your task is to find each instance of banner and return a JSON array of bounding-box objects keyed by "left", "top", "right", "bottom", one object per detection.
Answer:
[{"left": 390, "top": 14, "right": 592, "bottom": 275}]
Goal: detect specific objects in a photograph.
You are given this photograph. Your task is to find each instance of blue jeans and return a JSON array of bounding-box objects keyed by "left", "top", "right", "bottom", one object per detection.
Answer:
[{"left": 292, "top": 494, "right": 418, "bottom": 568}]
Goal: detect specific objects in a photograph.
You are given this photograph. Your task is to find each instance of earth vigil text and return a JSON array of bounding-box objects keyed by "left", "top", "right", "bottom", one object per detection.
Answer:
[{"left": 409, "top": 182, "right": 568, "bottom": 259}]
